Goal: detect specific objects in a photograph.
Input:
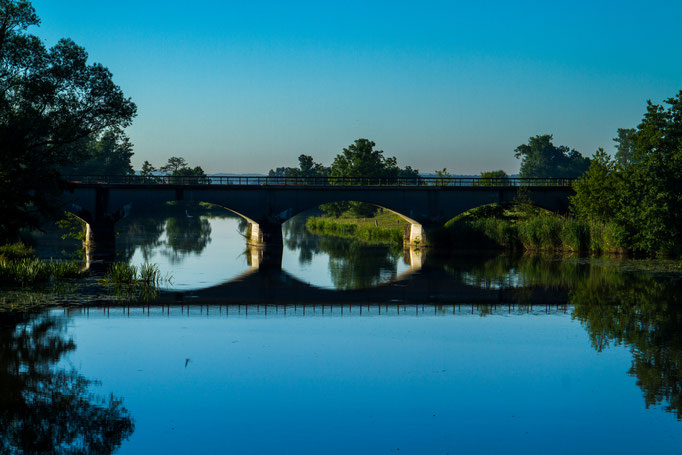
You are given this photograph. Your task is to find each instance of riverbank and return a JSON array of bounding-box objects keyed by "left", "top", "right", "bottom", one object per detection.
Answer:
[
  {"left": 435, "top": 203, "right": 625, "bottom": 254},
  {"left": 306, "top": 210, "right": 406, "bottom": 245}
]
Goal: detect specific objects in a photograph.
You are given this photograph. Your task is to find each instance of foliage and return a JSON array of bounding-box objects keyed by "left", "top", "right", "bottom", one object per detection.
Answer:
[
  {"left": 102, "top": 262, "right": 166, "bottom": 287},
  {"left": 434, "top": 168, "right": 451, "bottom": 185},
  {"left": 160, "top": 156, "right": 188, "bottom": 174},
  {"left": 570, "top": 148, "right": 619, "bottom": 223},
  {"left": 0, "top": 257, "right": 84, "bottom": 286},
  {"left": 140, "top": 160, "right": 157, "bottom": 179},
  {"left": 570, "top": 90, "right": 682, "bottom": 256},
  {"left": 0, "top": 242, "right": 34, "bottom": 260},
  {"left": 55, "top": 211, "right": 87, "bottom": 241},
  {"left": 59, "top": 130, "right": 135, "bottom": 175},
  {"left": 514, "top": 134, "right": 590, "bottom": 178},
  {"left": 306, "top": 217, "right": 403, "bottom": 245},
  {"left": 475, "top": 170, "right": 510, "bottom": 186},
  {"left": 613, "top": 127, "right": 636, "bottom": 166},
  {"left": 0, "top": 314, "right": 135, "bottom": 453},
  {"left": 441, "top": 203, "right": 624, "bottom": 253},
  {"left": 0, "top": 0, "right": 136, "bottom": 241}
]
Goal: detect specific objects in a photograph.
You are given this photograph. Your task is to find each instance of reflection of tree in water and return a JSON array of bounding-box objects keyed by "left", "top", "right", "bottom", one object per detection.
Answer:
[
  {"left": 571, "top": 277, "right": 682, "bottom": 420},
  {"left": 440, "top": 253, "right": 682, "bottom": 419},
  {"left": 322, "top": 237, "right": 401, "bottom": 289},
  {"left": 0, "top": 313, "right": 134, "bottom": 453},
  {"left": 283, "top": 214, "right": 321, "bottom": 265},
  {"left": 116, "top": 203, "right": 238, "bottom": 264},
  {"left": 161, "top": 216, "right": 212, "bottom": 264},
  {"left": 284, "top": 213, "right": 403, "bottom": 289}
]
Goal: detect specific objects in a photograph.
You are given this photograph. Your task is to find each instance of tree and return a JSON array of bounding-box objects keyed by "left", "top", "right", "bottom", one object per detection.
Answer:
[
  {"left": 514, "top": 134, "right": 590, "bottom": 178},
  {"left": 160, "top": 156, "right": 188, "bottom": 174},
  {"left": 569, "top": 148, "right": 620, "bottom": 223},
  {"left": 475, "top": 170, "right": 510, "bottom": 186},
  {"left": 60, "top": 130, "right": 135, "bottom": 176},
  {"left": 570, "top": 91, "right": 682, "bottom": 256},
  {"left": 613, "top": 128, "right": 636, "bottom": 166},
  {"left": 140, "top": 160, "right": 156, "bottom": 179},
  {"left": 0, "top": 0, "right": 136, "bottom": 241},
  {"left": 0, "top": 313, "right": 134, "bottom": 453},
  {"left": 326, "top": 139, "right": 400, "bottom": 217},
  {"left": 268, "top": 154, "right": 329, "bottom": 179},
  {"left": 330, "top": 139, "right": 400, "bottom": 181},
  {"left": 170, "top": 165, "right": 208, "bottom": 184},
  {"left": 616, "top": 92, "right": 682, "bottom": 255}
]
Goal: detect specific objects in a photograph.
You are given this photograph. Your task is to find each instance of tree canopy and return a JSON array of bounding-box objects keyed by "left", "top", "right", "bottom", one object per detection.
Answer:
[
  {"left": 0, "top": 0, "right": 136, "bottom": 240},
  {"left": 514, "top": 135, "right": 590, "bottom": 178},
  {"left": 570, "top": 90, "right": 682, "bottom": 256}
]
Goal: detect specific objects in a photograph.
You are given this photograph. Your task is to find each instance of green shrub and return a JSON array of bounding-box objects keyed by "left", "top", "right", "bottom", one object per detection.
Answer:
[{"left": 0, "top": 242, "right": 35, "bottom": 260}]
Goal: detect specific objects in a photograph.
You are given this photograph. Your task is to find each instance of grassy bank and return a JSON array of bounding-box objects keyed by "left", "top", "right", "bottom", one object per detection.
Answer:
[
  {"left": 438, "top": 203, "right": 624, "bottom": 254},
  {"left": 0, "top": 243, "right": 85, "bottom": 286},
  {"left": 306, "top": 210, "right": 405, "bottom": 245}
]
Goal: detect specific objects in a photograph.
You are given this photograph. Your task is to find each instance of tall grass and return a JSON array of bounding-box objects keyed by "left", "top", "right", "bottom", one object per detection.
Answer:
[
  {"left": 0, "top": 257, "right": 85, "bottom": 287},
  {"left": 306, "top": 217, "right": 403, "bottom": 245},
  {"left": 442, "top": 204, "right": 625, "bottom": 254},
  {"left": 103, "top": 262, "right": 168, "bottom": 287},
  {"left": 0, "top": 242, "right": 35, "bottom": 260}
]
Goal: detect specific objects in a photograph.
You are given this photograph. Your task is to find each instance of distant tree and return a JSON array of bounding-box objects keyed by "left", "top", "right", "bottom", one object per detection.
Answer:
[
  {"left": 399, "top": 165, "right": 420, "bottom": 183},
  {"left": 0, "top": 0, "right": 136, "bottom": 240},
  {"left": 327, "top": 139, "right": 401, "bottom": 217},
  {"left": 140, "top": 160, "right": 157, "bottom": 178},
  {"left": 514, "top": 135, "right": 590, "bottom": 178},
  {"left": 434, "top": 168, "right": 451, "bottom": 186},
  {"left": 475, "top": 170, "right": 510, "bottom": 186},
  {"left": 268, "top": 154, "right": 329, "bottom": 179},
  {"left": 613, "top": 128, "right": 637, "bottom": 166},
  {"left": 330, "top": 139, "right": 400, "bottom": 181},
  {"left": 160, "top": 157, "right": 188, "bottom": 174},
  {"left": 170, "top": 166, "right": 208, "bottom": 184}
]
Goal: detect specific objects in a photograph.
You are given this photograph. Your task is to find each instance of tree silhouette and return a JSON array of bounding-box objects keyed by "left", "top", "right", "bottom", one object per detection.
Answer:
[{"left": 0, "top": 313, "right": 134, "bottom": 453}]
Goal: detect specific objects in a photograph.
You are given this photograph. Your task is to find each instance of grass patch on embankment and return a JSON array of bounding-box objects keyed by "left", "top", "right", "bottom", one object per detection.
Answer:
[
  {"left": 0, "top": 242, "right": 85, "bottom": 287},
  {"left": 306, "top": 214, "right": 405, "bottom": 245},
  {"left": 437, "top": 203, "right": 624, "bottom": 254}
]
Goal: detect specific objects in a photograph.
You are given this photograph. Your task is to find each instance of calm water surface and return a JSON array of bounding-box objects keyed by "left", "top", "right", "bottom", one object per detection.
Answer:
[{"left": 2, "top": 208, "right": 681, "bottom": 454}]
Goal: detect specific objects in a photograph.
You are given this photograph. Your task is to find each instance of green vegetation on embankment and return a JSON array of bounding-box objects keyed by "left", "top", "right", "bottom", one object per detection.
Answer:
[
  {"left": 435, "top": 203, "right": 624, "bottom": 253},
  {"left": 0, "top": 243, "right": 85, "bottom": 287},
  {"left": 306, "top": 210, "right": 407, "bottom": 245}
]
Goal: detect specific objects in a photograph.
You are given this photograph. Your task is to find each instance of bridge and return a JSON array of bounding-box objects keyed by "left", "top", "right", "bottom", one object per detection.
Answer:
[{"left": 61, "top": 175, "right": 575, "bottom": 258}]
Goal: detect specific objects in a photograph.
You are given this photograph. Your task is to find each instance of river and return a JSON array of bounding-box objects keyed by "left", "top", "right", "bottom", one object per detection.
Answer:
[{"left": 1, "top": 206, "right": 681, "bottom": 454}]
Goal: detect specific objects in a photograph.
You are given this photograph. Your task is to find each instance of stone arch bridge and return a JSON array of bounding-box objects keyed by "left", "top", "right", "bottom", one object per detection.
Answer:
[{"left": 61, "top": 176, "right": 575, "bottom": 258}]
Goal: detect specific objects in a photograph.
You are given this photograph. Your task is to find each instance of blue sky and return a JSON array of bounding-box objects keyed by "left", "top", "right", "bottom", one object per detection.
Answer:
[{"left": 32, "top": 0, "right": 682, "bottom": 174}]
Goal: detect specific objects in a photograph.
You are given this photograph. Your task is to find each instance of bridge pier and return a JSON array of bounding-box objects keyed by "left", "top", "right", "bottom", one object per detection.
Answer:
[
  {"left": 247, "top": 222, "right": 283, "bottom": 247},
  {"left": 83, "top": 218, "right": 116, "bottom": 262},
  {"left": 246, "top": 244, "right": 283, "bottom": 270}
]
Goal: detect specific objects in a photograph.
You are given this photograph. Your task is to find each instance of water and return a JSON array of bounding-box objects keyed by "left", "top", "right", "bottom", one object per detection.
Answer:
[{"left": 3, "top": 208, "right": 682, "bottom": 454}]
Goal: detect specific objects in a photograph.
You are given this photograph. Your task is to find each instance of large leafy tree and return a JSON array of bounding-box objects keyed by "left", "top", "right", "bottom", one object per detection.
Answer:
[
  {"left": 0, "top": 0, "right": 136, "bottom": 240},
  {"left": 324, "top": 139, "right": 402, "bottom": 217},
  {"left": 617, "top": 92, "right": 682, "bottom": 255},
  {"left": 329, "top": 139, "right": 400, "bottom": 181},
  {"left": 570, "top": 91, "right": 682, "bottom": 256},
  {"left": 514, "top": 134, "right": 590, "bottom": 178},
  {"left": 59, "top": 130, "right": 135, "bottom": 176}
]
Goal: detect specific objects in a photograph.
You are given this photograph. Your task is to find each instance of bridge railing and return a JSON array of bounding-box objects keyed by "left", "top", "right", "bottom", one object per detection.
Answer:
[{"left": 64, "top": 175, "right": 576, "bottom": 187}]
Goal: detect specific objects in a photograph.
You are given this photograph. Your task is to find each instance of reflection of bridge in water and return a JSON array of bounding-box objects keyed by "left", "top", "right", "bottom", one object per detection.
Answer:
[
  {"left": 63, "top": 302, "right": 571, "bottom": 319},
  {"left": 149, "top": 248, "right": 569, "bottom": 306}
]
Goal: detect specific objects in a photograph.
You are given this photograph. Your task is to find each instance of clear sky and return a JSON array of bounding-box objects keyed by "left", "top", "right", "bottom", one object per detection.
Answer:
[{"left": 31, "top": 0, "right": 682, "bottom": 174}]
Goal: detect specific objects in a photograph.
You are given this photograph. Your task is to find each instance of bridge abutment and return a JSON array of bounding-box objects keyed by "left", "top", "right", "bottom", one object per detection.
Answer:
[{"left": 83, "top": 218, "right": 116, "bottom": 262}]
